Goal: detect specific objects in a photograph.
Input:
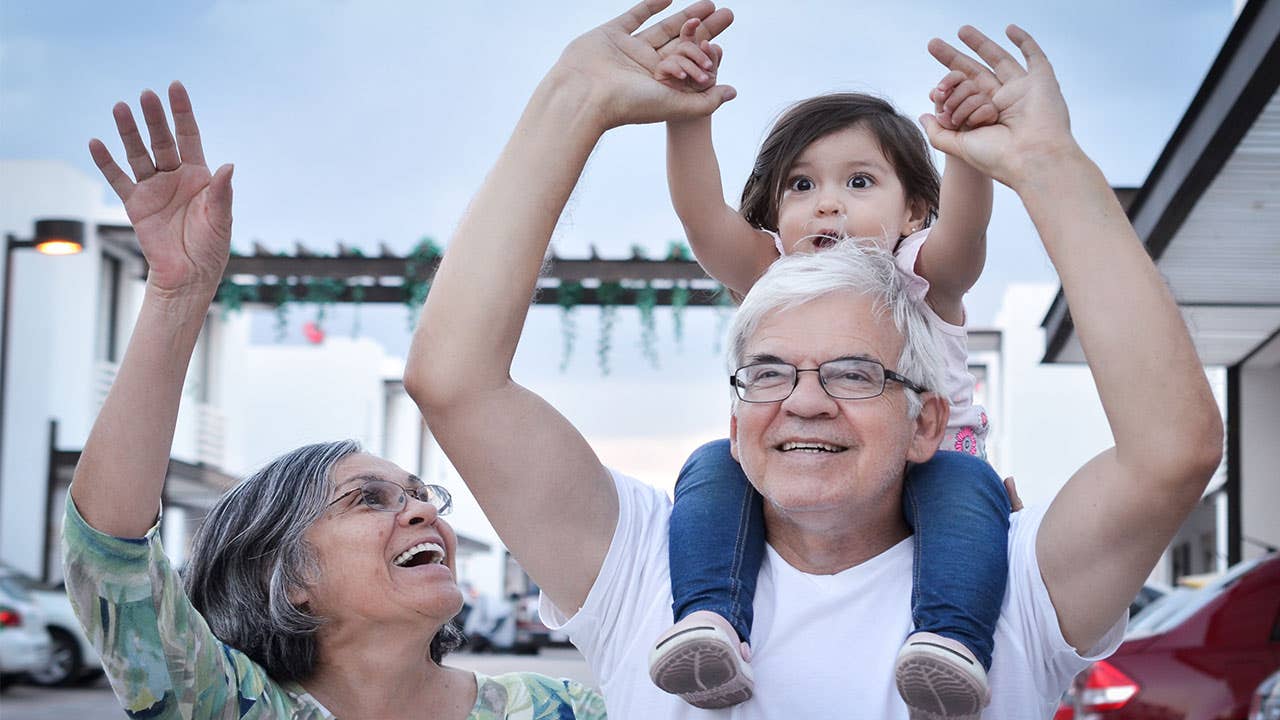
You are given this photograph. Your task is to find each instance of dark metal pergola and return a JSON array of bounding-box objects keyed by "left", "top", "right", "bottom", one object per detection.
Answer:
[{"left": 98, "top": 226, "right": 727, "bottom": 308}]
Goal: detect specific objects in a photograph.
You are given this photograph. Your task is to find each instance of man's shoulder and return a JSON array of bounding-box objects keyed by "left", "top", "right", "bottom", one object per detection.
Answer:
[{"left": 605, "top": 467, "right": 673, "bottom": 517}]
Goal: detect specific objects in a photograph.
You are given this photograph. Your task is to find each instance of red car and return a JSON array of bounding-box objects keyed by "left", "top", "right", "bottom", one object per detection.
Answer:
[{"left": 1059, "top": 553, "right": 1280, "bottom": 719}]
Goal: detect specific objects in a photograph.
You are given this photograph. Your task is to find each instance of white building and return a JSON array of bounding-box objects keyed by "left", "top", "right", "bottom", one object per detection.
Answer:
[{"left": 0, "top": 160, "right": 504, "bottom": 601}]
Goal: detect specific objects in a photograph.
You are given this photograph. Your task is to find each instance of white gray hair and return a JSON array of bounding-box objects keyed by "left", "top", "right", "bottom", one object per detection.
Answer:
[
  {"left": 184, "top": 440, "right": 463, "bottom": 682},
  {"left": 728, "top": 240, "right": 947, "bottom": 418}
]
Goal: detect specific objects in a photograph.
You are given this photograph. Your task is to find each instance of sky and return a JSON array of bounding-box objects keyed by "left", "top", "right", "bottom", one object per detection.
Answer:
[{"left": 0, "top": 0, "right": 1243, "bottom": 484}]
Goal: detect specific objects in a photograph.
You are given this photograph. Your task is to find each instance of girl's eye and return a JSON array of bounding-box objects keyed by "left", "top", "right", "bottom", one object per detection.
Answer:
[
  {"left": 848, "top": 174, "right": 873, "bottom": 189},
  {"left": 787, "top": 176, "right": 814, "bottom": 192}
]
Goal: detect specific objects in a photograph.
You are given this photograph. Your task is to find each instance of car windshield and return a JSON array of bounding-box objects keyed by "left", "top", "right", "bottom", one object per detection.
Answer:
[
  {"left": 0, "top": 574, "right": 33, "bottom": 601},
  {"left": 1126, "top": 558, "right": 1263, "bottom": 639}
]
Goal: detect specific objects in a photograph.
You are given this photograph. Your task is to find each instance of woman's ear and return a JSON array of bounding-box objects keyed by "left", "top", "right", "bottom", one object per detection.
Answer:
[{"left": 287, "top": 583, "right": 311, "bottom": 609}]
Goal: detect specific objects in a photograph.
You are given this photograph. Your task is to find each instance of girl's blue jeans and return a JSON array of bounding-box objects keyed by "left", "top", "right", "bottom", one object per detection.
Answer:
[{"left": 668, "top": 439, "right": 1010, "bottom": 670}]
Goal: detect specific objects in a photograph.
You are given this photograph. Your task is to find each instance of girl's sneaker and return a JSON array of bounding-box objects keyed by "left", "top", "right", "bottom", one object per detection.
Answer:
[
  {"left": 894, "top": 631, "right": 990, "bottom": 720},
  {"left": 648, "top": 610, "right": 754, "bottom": 708}
]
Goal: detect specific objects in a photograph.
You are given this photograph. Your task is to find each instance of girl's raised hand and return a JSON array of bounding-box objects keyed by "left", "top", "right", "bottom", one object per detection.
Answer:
[
  {"left": 554, "top": 0, "right": 736, "bottom": 129},
  {"left": 89, "top": 82, "right": 233, "bottom": 300},
  {"left": 930, "top": 69, "right": 998, "bottom": 131},
  {"left": 655, "top": 17, "right": 724, "bottom": 94},
  {"left": 920, "top": 25, "right": 1075, "bottom": 189}
]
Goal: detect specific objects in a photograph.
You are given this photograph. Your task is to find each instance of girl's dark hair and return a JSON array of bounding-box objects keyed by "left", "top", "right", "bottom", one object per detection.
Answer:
[
  {"left": 184, "top": 440, "right": 463, "bottom": 683},
  {"left": 740, "top": 93, "right": 941, "bottom": 234}
]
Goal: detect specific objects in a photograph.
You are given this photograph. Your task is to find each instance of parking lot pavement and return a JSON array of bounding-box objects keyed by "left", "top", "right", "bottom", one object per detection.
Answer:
[{"left": 0, "top": 648, "right": 596, "bottom": 718}]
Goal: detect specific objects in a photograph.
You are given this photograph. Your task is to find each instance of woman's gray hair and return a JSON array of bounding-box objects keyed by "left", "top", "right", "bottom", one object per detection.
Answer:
[
  {"left": 728, "top": 241, "right": 947, "bottom": 418},
  {"left": 183, "top": 440, "right": 463, "bottom": 683}
]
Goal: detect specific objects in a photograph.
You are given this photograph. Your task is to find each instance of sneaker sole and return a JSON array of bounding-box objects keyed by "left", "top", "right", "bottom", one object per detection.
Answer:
[
  {"left": 649, "top": 627, "right": 754, "bottom": 708},
  {"left": 895, "top": 642, "right": 986, "bottom": 717}
]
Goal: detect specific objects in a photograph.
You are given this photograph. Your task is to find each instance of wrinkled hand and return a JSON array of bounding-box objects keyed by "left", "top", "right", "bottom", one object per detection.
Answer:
[
  {"left": 89, "top": 82, "right": 232, "bottom": 299},
  {"left": 919, "top": 25, "right": 1075, "bottom": 189},
  {"left": 1004, "top": 476, "right": 1024, "bottom": 513},
  {"left": 555, "top": 0, "right": 736, "bottom": 129},
  {"left": 655, "top": 16, "right": 724, "bottom": 94},
  {"left": 930, "top": 69, "right": 998, "bottom": 131}
]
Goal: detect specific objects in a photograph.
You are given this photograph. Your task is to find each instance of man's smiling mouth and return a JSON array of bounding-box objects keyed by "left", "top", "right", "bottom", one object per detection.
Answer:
[{"left": 778, "top": 441, "right": 847, "bottom": 453}]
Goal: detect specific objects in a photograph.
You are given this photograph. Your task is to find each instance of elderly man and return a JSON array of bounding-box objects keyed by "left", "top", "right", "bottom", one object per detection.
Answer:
[{"left": 406, "top": 1, "right": 1222, "bottom": 717}]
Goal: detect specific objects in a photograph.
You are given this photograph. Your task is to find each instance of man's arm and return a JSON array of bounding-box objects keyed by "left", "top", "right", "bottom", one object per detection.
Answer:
[
  {"left": 923, "top": 26, "right": 1222, "bottom": 653},
  {"left": 404, "top": 0, "right": 735, "bottom": 614}
]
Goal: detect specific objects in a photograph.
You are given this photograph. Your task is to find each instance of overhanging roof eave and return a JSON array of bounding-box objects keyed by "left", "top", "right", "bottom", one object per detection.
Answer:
[{"left": 1043, "top": 0, "right": 1280, "bottom": 364}]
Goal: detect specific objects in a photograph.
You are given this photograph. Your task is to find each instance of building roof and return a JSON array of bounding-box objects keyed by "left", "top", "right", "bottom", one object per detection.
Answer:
[{"left": 1043, "top": 0, "right": 1280, "bottom": 369}]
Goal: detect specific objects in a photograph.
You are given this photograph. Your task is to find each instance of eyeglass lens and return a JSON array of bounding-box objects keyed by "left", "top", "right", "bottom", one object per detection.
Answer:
[
  {"left": 736, "top": 360, "right": 885, "bottom": 401},
  {"left": 360, "top": 480, "right": 451, "bottom": 514}
]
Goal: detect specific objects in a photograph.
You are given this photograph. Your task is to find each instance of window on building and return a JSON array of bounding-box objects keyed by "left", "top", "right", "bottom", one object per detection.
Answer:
[{"left": 95, "top": 254, "right": 122, "bottom": 362}]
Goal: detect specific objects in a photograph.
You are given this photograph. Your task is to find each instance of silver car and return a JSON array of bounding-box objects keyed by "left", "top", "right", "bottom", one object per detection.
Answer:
[
  {"left": 0, "top": 569, "right": 51, "bottom": 690},
  {"left": 0, "top": 567, "right": 101, "bottom": 687},
  {"left": 1251, "top": 669, "right": 1280, "bottom": 720}
]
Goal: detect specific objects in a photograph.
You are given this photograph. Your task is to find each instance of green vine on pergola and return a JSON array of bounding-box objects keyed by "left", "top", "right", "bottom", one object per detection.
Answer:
[{"left": 213, "top": 239, "right": 727, "bottom": 372}]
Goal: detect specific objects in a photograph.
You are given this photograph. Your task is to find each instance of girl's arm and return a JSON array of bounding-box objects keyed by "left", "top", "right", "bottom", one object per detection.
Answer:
[
  {"left": 657, "top": 19, "right": 775, "bottom": 297},
  {"left": 72, "top": 82, "right": 233, "bottom": 538},
  {"left": 915, "top": 155, "right": 992, "bottom": 325},
  {"left": 667, "top": 117, "right": 776, "bottom": 297},
  {"left": 915, "top": 72, "right": 997, "bottom": 325}
]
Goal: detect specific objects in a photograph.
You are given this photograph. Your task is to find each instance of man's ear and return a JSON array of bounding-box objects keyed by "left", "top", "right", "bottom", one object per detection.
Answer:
[
  {"left": 729, "top": 413, "right": 740, "bottom": 462},
  {"left": 906, "top": 392, "right": 949, "bottom": 463}
]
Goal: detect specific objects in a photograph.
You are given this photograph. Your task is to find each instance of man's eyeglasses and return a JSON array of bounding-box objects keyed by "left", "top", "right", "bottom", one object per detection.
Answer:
[
  {"left": 730, "top": 358, "right": 927, "bottom": 403},
  {"left": 327, "top": 479, "right": 453, "bottom": 515}
]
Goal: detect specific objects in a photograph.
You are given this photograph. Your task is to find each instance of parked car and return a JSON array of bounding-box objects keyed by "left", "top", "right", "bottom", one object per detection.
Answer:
[
  {"left": 1251, "top": 668, "right": 1280, "bottom": 720},
  {"left": 0, "top": 566, "right": 101, "bottom": 686},
  {"left": 1127, "top": 583, "right": 1167, "bottom": 620},
  {"left": 512, "top": 593, "right": 569, "bottom": 655},
  {"left": 0, "top": 570, "right": 51, "bottom": 691},
  {"left": 1064, "top": 553, "right": 1280, "bottom": 718}
]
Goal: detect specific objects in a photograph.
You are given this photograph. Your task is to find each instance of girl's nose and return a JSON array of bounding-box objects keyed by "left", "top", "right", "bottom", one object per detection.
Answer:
[{"left": 815, "top": 192, "right": 843, "bottom": 216}]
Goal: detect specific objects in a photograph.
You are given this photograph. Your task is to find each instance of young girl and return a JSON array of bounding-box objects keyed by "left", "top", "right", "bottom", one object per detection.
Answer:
[{"left": 647, "top": 20, "right": 1012, "bottom": 717}]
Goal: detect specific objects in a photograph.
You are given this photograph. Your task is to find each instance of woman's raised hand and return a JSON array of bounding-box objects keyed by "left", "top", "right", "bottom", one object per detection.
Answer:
[
  {"left": 89, "top": 82, "right": 232, "bottom": 300},
  {"left": 920, "top": 25, "right": 1077, "bottom": 190},
  {"left": 553, "top": 0, "right": 736, "bottom": 130}
]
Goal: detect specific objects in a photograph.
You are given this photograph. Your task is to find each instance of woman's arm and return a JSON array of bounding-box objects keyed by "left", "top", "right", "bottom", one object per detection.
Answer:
[
  {"left": 405, "top": 0, "right": 736, "bottom": 614},
  {"left": 72, "top": 82, "right": 233, "bottom": 538}
]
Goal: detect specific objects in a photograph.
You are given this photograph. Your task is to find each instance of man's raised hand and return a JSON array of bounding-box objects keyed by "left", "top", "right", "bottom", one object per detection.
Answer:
[
  {"left": 89, "top": 81, "right": 232, "bottom": 299},
  {"left": 919, "top": 25, "right": 1075, "bottom": 189}
]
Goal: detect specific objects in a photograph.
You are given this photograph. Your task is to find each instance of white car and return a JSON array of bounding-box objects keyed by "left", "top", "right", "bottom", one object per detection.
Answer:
[
  {"left": 0, "top": 567, "right": 100, "bottom": 687},
  {"left": 0, "top": 571, "right": 51, "bottom": 690}
]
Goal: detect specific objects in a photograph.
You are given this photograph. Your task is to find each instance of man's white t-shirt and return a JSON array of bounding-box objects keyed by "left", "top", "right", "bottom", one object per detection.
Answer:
[{"left": 541, "top": 470, "right": 1126, "bottom": 719}]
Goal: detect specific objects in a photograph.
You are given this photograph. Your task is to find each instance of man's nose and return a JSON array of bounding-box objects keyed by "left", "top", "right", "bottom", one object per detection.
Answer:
[{"left": 783, "top": 370, "right": 837, "bottom": 417}]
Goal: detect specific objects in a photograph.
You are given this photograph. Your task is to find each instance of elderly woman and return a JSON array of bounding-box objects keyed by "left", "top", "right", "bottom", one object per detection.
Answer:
[{"left": 63, "top": 78, "right": 608, "bottom": 719}]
